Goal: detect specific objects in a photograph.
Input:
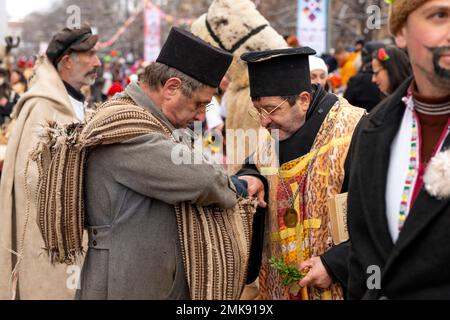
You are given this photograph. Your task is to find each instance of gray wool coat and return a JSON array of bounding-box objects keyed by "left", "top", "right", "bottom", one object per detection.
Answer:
[{"left": 76, "top": 82, "right": 238, "bottom": 300}]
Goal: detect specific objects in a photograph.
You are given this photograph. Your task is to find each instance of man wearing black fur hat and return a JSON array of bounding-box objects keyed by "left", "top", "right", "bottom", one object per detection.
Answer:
[
  {"left": 75, "top": 27, "right": 254, "bottom": 300},
  {"left": 237, "top": 47, "right": 365, "bottom": 300}
]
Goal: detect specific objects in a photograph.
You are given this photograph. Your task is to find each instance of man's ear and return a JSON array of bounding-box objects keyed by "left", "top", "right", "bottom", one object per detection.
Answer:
[
  {"left": 298, "top": 91, "right": 311, "bottom": 113},
  {"left": 394, "top": 26, "right": 408, "bottom": 49},
  {"left": 162, "top": 77, "right": 182, "bottom": 97},
  {"left": 59, "top": 55, "right": 72, "bottom": 70}
]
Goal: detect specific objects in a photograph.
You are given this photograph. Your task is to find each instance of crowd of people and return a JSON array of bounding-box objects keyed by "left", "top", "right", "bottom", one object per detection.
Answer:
[{"left": 0, "top": 0, "right": 449, "bottom": 300}]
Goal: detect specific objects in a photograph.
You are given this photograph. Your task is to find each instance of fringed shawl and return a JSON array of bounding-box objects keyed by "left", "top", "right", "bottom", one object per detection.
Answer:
[{"left": 30, "top": 97, "right": 256, "bottom": 299}]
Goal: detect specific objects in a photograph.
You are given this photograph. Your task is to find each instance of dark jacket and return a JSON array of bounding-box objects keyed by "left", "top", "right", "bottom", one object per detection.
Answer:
[
  {"left": 346, "top": 77, "right": 450, "bottom": 299},
  {"left": 344, "top": 70, "right": 382, "bottom": 113}
]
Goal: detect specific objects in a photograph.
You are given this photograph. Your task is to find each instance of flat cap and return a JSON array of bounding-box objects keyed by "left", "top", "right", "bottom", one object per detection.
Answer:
[{"left": 46, "top": 24, "right": 98, "bottom": 66}]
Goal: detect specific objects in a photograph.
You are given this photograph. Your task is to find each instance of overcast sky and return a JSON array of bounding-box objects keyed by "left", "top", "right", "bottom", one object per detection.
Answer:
[{"left": 6, "top": 0, "right": 59, "bottom": 19}]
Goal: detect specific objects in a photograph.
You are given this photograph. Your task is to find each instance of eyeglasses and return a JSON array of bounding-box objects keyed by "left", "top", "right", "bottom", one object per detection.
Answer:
[
  {"left": 248, "top": 98, "right": 287, "bottom": 122},
  {"left": 178, "top": 87, "right": 215, "bottom": 114},
  {"left": 201, "top": 103, "right": 214, "bottom": 112},
  {"left": 191, "top": 102, "right": 214, "bottom": 114}
]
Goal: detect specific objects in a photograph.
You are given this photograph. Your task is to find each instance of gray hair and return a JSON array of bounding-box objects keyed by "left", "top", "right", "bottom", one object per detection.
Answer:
[
  {"left": 56, "top": 51, "right": 79, "bottom": 73},
  {"left": 140, "top": 62, "right": 207, "bottom": 98}
]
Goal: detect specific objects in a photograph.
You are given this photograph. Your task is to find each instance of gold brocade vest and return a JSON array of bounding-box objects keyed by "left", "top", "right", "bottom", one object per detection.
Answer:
[{"left": 256, "top": 98, "right": 365, "bottom": 300}]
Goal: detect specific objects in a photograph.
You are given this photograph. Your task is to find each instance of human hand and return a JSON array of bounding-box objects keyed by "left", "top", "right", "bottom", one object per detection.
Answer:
[
  {"left": 238, "top": 175, "right": 267, "bottom": 208},
  {"left": 299, "top": 256, "right": 332, "bottom": 289}
]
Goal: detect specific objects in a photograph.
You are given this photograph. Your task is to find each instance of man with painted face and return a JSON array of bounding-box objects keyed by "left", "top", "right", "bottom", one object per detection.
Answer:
[
  {"left": 0, "top": 25, "right": 101, "bottom": 299},
  {"left": 347, "top": 0, "right": 450, "bottom": 299},
  {"left": 237, "top": 47, "right": 365, "bottom": 300}
]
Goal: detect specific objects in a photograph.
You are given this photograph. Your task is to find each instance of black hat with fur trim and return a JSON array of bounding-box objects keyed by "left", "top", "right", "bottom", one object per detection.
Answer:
[
  {"left": 241, "top": 47, "right": 316, "bottom": 98},
  {"left": 156, "top": 27, "right": 233, "bottom": 88}
]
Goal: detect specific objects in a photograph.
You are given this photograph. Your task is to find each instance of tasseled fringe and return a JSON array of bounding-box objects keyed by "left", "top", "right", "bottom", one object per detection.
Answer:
[
  {"left": 27, "top": 97, "right": 257, "bottom": 301},
  {"left": 30, "top": 97, "right": 172, "bottom": 265}
]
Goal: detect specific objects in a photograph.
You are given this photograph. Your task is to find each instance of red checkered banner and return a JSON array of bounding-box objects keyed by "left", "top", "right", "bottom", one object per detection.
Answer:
[{"left": 297, "top": 0, "right": 328, "bottom": 55}]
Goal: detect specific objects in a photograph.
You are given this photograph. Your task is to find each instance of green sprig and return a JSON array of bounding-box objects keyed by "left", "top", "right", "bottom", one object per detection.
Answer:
[{"left": 269, "top": 257, "right": 307, "bottom": 287}]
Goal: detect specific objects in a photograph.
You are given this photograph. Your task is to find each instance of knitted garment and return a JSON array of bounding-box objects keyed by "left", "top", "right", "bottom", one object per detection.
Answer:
[{"left": 30, "top": 97, "right": 256, "bottom": 300}]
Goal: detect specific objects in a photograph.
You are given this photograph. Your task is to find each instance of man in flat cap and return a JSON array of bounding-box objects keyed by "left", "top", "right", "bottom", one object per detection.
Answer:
[
  {"left": 0, "top": 25, "right": 100, "bottom": 299},
  {"left": 237, "top": 47, "right": 365, "bottom": 300},
  {"left": 347, "top": 0, "right": 450, "bottom": 299},
  {"left": 45, "top": 24, "right": 101, "bottom": 121},
  {"left": 72, "top": 27, "right": 254, "bottom": 300}
]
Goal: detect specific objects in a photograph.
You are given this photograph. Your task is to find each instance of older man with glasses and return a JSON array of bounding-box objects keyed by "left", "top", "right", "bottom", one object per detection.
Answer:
[{"left": 237, "top": 47, "right": 365, "bottom": 300}]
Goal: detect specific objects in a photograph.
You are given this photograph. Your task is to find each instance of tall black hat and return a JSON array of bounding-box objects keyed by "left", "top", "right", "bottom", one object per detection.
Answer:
[
  {"left": 241, "top": 47, "right": 316, "bottom": 98},
  {"left": 156, "top": 27, "right": 233, "bottom": 88}
]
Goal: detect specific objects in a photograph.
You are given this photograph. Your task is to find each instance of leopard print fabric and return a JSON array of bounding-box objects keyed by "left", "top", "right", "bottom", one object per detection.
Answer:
[{"left": 258, "top": 98, "right": 365, "bottom": 300}]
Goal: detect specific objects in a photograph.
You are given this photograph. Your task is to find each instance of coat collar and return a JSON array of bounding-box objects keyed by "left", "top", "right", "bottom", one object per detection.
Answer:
[
  {"left": 12, "top": 55, "right": 75, "bottom": 119},
  {"left": 383, "top": 131, "right": 450, "bottom": 275},
  {"left": 357, "top": 77, "right": 414, "bottom": 259},
  {"left": 278, "top": 87, "right": 337, "bottom": 164},
  {"left": 123, "top": 81, "right": 176, "bottom": 132},
  {"left": 63, "top": 81, "right": 85, "bottom": 102},
  {"left": 367, "top": 77, "right": 413, "bottom": 129},
  {"left": 121, "top": 82, "right": 196, "bottom": 146}
]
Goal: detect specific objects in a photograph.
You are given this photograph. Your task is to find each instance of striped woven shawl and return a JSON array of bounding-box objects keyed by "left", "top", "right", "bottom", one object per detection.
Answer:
[{"left": 30, "top": 97, "right": 256, "bottom": 300}]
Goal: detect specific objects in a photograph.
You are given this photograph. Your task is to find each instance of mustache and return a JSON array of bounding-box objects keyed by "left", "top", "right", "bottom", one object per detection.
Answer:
[
  {"left": 426, "top": 45, "right": 450, "bottom": 80},
  {"left": 426, "top": 45, "right": 450, "bottom": 56},
  {"left": 266, "top": 124, "right": 280, "bottom": 131},
  {"left": 85, "top": 68, "right": 99, "bottom": 77}
]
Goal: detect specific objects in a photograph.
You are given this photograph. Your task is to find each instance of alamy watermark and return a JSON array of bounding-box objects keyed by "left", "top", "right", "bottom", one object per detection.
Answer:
[
  {"left": 170, "top": 122, "right": 280, "bottom": 175},
  {"left": 66, "top": 5, "right": 81, "bottom": 29},
  {"left": 366, "top": 4, "right": 382, "bottom": 31},
  {"left": 366, "top": 265, "right": 381, "bottom": 290},
  {"left": 66, "top": 265, "right": 81, "bottom": 290}
]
